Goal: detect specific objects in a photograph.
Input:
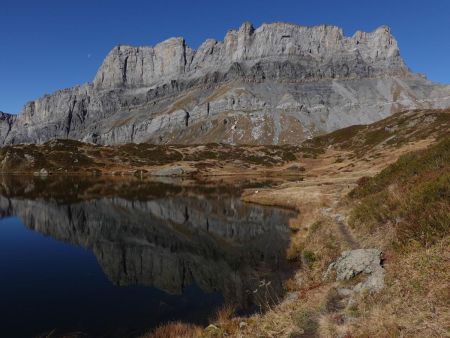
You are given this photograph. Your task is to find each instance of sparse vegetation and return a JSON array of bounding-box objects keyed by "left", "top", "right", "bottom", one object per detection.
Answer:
[
  {"left": 0, "top": 140, "right": 305, "bottom": 176},
  {"left": 304, "top": 108, "right": 450, "bottom": 157},
  {"left": 349, "top": 137, "right": 450, "bottom": 247},
  {"left": 340, "top": 136, "right": 450, "bottom": 337},
  {"left": 142, "top": 321, "right": 202, "bottom": 338}
]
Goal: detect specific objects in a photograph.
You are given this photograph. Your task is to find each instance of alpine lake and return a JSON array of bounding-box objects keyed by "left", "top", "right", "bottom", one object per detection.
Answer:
[{"left": 0, "top": 175, "right": 298, "bottom": 337}]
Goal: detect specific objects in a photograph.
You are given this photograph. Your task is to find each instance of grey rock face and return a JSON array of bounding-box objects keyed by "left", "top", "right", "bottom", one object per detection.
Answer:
[
  {"left": 326, "top": 249, "right": 385, "bottom": 292},
  {"left": 93, "top": 23, "right": 405, "bottom": 90},
  {"left": 2, "top": 22, "right": 450, "bottom": 145},
  {"left": 0, "top": 112, "right": 15, "bottom": 144},
  {"left": 151, "top": 165, "right": 190, "bottom": 176}
]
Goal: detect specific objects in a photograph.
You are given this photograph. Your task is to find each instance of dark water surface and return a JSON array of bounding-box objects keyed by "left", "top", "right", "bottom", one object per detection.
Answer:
[{"left": 0, "top": 175, "right": 297, "bottom": 337}]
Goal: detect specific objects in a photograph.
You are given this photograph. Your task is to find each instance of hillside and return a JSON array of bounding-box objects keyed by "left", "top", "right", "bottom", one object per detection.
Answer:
[{"left": 1, "top": 108, "right": 447, "bottom": 178}]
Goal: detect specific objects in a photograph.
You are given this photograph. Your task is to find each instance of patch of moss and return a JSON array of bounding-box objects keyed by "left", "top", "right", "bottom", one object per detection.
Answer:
[{"left": 303, "top": 250, "right": 317, "bottom": 267}]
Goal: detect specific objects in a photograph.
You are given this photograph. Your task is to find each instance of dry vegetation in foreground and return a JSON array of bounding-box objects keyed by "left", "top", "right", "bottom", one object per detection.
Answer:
[
  {"left": 143, "top": 116, "right": 449, "bottom": 337},
  {"left": 342, "top": 137, "right": 450, "bottom": 337},
  {"left": 141, "top": 322, "right": 203, "bottom": 338},
  {"left": 259, "top": 137, "right": 448, "bottom": 338}
]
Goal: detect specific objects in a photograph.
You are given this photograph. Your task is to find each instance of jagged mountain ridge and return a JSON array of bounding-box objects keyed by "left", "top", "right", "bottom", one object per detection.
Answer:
[{"left": 1, "top": 22, "right": 450, "bottom": 145}]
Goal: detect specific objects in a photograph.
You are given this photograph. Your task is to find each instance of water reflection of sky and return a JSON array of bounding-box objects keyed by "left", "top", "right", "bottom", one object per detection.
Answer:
[{"left": 0, "top": 177, "right": 296, "bottom": 337}]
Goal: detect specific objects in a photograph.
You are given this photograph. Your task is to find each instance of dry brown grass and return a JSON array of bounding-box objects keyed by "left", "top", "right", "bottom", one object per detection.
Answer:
[
  {"left": 237, "top": 127, "right": 449, "bottom": 337},
  {"left": 221, "top": 217, "right": 349, "bottom": 338},
  {"left": 202, "top": 305, "right": 241, "bottom": 337},
  {"left": 338, "top": 137, "right": 450, "bottom": 337},
  {"left": 142, "top": 321, "right": 202, "bottom": 338},
  {"left": 344, "top": 238, "right": 450, "bottom": 337},
  {"left": 286, "top": 217, "right": 349, "bottom": 282}
]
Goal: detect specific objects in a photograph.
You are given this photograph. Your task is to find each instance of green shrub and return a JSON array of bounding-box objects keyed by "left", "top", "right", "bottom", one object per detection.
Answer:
[{"left": 302, "top": 250, "right": 317, "bottom": 267}]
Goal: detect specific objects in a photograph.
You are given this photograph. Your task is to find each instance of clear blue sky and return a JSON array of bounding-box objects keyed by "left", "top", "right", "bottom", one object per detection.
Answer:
[{"left": 1, "top": 0, "right": 449, "bottom": 113}]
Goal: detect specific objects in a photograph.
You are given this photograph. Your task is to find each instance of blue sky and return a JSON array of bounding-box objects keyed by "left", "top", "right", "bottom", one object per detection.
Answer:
[{"left": 1, "top": 0, "right": 449, "bottom": 113}]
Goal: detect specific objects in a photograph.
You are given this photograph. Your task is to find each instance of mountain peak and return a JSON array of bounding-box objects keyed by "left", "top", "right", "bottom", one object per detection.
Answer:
[{"left": 93, "top": 22, "right": 406, "bottom": 91}]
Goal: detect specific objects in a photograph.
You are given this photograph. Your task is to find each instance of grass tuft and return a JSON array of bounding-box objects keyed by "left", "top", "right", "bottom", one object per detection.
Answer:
[{"left": 142, "top": 322, "right": 202, "bottom": 338}]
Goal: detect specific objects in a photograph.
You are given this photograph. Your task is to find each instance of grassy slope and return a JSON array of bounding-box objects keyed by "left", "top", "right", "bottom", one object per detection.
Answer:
[
  {"left": 350, "top": 136, "right": 449, "bottom": 246},
  {"left": 344, "top": 137, "right": 449, "bottom": 337},
  {"left": 203, "top": 112, "right": 450, "bottom": 338},
  {"left": 235, "top": 137, "right": 450, "bottom": 338},
  {"left": 306, "top": 108, "right": 450, "bottom": 156}
]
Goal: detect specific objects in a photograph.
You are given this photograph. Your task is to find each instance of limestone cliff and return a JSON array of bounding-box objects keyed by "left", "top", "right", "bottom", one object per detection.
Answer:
[{"left": 2, "top": 22, "right": 450, "bottom": 145}]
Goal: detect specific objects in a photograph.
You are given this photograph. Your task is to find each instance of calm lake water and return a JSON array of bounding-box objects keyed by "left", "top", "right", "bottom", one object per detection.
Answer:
[{"left": 0, "top": 175, "right": 296, "bottom": 337}]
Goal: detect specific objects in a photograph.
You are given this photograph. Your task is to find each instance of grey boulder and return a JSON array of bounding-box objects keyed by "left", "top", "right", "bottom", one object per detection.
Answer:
[{"left": 326, "top": 248, "right": 385, "bottom": 292}]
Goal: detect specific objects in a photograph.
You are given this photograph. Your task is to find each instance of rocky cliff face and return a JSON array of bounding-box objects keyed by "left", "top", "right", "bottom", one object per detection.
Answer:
[{"left": 2, "top": 22, "right": 450, "bottom": 145}]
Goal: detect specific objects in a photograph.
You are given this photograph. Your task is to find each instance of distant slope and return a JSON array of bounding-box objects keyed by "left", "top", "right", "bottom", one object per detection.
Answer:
[
  {"left": 0, "top": 108, "right": 448, "bottom": 176},
  {"left": 305, "top": 108, "right": 450, "bottom": 155}
]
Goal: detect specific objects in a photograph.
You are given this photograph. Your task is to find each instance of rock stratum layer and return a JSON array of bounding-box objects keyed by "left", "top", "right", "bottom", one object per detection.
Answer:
[{"left": 1, "top": 22, "right": 450, "bottom": 145}]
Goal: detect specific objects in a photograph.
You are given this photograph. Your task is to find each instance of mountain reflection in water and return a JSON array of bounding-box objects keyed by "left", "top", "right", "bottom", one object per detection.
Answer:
[{"left": 0, "top": 175, "right": 297, "bottom": 337}]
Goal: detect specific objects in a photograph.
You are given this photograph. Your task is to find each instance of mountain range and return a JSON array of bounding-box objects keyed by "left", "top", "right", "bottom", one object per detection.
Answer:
[{"left": 1, "top": 21, "right": 450, "bottom": 145}]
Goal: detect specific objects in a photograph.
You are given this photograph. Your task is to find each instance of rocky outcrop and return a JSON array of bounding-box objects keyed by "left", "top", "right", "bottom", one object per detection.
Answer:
[
  {"left": 93, "top": 23, "right": 406, "bottom": 90},
  {"left": 0, "top": 112, "right": 15, "bottom": 144},
  {"left": 326, "top": 249, "right": 385, "bottom": 293},
  {"left": 151, "top": 165, "right": 195, "bottom": 176},
  {"left": 2, "top": 22, "right": 450, "bottom": 145}
]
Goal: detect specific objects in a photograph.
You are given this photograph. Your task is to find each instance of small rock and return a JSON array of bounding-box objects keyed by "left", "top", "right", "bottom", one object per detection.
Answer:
[
  {"left": 24, "top": 154, "right": 35, "bottom": 163},
  {"left": 335, "top": 214, "right": 346, "bottom": 223},
  {"left": 284, "top": 291, "right": 299, "bottom": 303},
  {"left": 333, "top": 249, "right": 382, "bottom": 280}
]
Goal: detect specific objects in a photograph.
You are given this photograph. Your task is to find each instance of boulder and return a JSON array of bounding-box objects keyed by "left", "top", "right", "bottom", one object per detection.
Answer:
[
  {"left": 151, "top": 166, "right": 185, "bottom": 176},
  {"left": 326, "top": 249, "right": 384, "bottom": 292}
]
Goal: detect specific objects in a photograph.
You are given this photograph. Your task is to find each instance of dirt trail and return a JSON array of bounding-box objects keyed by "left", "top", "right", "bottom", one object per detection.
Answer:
[{"left": 323, "top": 208, "right": 360, "bottom": 249}]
